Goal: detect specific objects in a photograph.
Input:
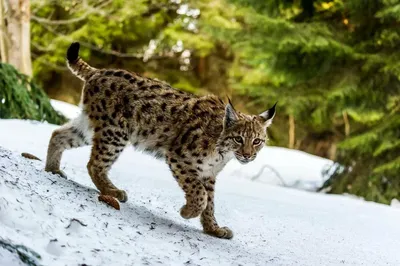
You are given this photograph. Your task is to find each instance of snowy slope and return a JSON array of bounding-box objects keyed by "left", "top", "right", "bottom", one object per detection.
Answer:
[{"left": 0, "top": 119, "right": 400, "bottom": 266}]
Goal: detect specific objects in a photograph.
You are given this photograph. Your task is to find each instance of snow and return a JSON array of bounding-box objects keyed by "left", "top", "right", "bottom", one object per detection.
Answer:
[
  {"left": 1, "top": 100, "right": 400, "bottom": 265},
  {"left": 391, "top": 198, "right": 400, "bottom": 209},
  {"left": 0, "top": 119, "right": 400, "bottom": 265},
  {"left": 50, "top": 99, "right": 80, "bottom": 120},
  {"left": 221, "top": 147, "right": 333, "bottom": 191},
  {"left": 0, "top": 248, "right": 25, "bottom": 266}
]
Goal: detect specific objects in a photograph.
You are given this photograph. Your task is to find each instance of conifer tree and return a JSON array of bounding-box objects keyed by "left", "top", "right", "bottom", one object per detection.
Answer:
[{"left": 210, "top": 0, "right": 400, "bottom": 203}]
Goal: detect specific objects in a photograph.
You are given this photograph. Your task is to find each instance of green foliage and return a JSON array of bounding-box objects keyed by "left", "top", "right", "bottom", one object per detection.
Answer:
[{"left": 0, "top": 63, "right": 66, "bottom": 124}]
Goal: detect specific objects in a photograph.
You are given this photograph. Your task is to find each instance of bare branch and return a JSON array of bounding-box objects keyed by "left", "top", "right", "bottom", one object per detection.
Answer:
[
  {"left": 31, "top": 52, "right": 68, "bottom": 71},
  {"left": 250, "top": 164, "right": 287, "bottom": 186},
  {"left": 65, "top": 218, "right": 87, "bottom": 228},
  {"left": 36, "top": 22, "right": 143, "bottom": 58},
  {"left": 31, "top": 0, "right": 112, "bottom": 25},
  {"left": 31, "top": 14, "right": 87, "bottom": 25},
  {"left": 31, "top": 40, "right": 52, "bottom": 52}
]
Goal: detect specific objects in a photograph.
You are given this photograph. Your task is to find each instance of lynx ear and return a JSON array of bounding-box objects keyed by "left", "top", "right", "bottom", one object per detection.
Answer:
[
  {"left": 224, "top": 99, "right": 238, "bottom": 128},
  {"left": 259, "top": 102, "right": 277, "bottom": 127}
]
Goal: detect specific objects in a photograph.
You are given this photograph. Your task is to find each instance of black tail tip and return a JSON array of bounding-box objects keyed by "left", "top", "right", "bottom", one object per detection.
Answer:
[{"left": 67, "top": 42, "right": 80, "bottom": 63}]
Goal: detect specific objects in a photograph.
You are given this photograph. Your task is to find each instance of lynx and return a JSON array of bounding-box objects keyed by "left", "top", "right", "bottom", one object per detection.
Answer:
[{"left": 45, "top": 42, "right": 276, "bottom": 239}]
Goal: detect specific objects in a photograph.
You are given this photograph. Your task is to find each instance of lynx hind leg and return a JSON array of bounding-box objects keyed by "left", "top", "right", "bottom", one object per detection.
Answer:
[
  {"left": 87, "top": 128, "right": 128, "bottom": 202},
  {"left": 45, "top": 113, "right": 91, "bottom": 177}
]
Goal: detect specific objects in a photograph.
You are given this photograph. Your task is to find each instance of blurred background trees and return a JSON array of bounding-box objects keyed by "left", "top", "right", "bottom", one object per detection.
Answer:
[{"left": 0, "top": 0, "right": 399, "bottom": 204}]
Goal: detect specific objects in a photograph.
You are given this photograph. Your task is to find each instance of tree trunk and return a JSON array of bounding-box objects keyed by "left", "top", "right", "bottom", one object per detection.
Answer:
[
  {"left": 328, "top": 143, "right": 337, "bottom": 161},
  {"left": 3, "top": 0, "right": 32, "bottom": 76},
  {"left": 288, "top": 115, "right": 295, "bottom": 149},
  {"left": 0, "top": 0, "right": 8, "bottom": 62},
  {"left": 343, "top": 111, "right": 350, "bottom": 136}
]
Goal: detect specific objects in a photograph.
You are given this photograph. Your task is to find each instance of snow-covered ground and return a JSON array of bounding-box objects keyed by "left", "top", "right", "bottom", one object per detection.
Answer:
[{"left": 0, "top": 102, "right": 399, "bottom": 265}]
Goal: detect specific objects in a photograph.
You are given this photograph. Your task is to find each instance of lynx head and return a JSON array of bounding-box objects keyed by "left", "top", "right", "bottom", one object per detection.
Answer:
[{"left": 221, "top": 100, "right": 276, "bottom": 164}]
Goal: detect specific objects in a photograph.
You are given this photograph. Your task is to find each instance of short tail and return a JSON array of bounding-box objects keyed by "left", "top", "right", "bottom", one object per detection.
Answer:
[{"left": 66, "top": 42, "right": 96, "bottom": 81}]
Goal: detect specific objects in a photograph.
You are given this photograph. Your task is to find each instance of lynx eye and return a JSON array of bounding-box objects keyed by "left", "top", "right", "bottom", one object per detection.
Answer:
[
  {"left": 233, "top": 136, "right": 243, "bottom": 144},
  {"left": 253, "top": 138, "right": 262, "bottom": 145}
]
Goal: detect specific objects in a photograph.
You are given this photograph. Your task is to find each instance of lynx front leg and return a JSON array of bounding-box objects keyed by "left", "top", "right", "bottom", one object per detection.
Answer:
[
  {"left": 179, "top": 175, "right": 208, "bottom": 219},
  {"left": 201, "top": 177, "right": 233, "bottom": 239},
  {"left": 168, "top": 159, "right": 207, "bottom": 219}
]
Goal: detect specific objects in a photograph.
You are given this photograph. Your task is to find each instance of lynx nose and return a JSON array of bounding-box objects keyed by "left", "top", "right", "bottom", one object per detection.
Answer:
[{"left": 242, "top": 154, "right": 251, "bottom": 159}]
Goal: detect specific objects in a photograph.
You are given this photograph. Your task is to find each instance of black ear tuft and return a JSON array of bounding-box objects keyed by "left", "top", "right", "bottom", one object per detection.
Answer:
[
  {"left": 67, "top": 42, "right": 80, "bottom": 63},
  {"left": 269, "top": 102, "right": 277, "bottom": 118},
  {"left": 228, "top": 97, "right": 234, "bottom": 106},
  {"left": 259, "top": 102, "right": 277, "bottom": 127}
]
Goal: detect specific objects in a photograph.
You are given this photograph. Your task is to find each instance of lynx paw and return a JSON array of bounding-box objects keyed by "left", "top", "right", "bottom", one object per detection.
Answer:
[
  {"left": 204, "top": 226, "right": 234, "bottom": 239},
  {"left": 180, "top": 205, "right": 202, "bottom": 219},
  {"left": 47, "top": 169, "right": 67, "bottom": 178},
  {"left": 103, "top": 189, "right": 128, "bottom": 203}
]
